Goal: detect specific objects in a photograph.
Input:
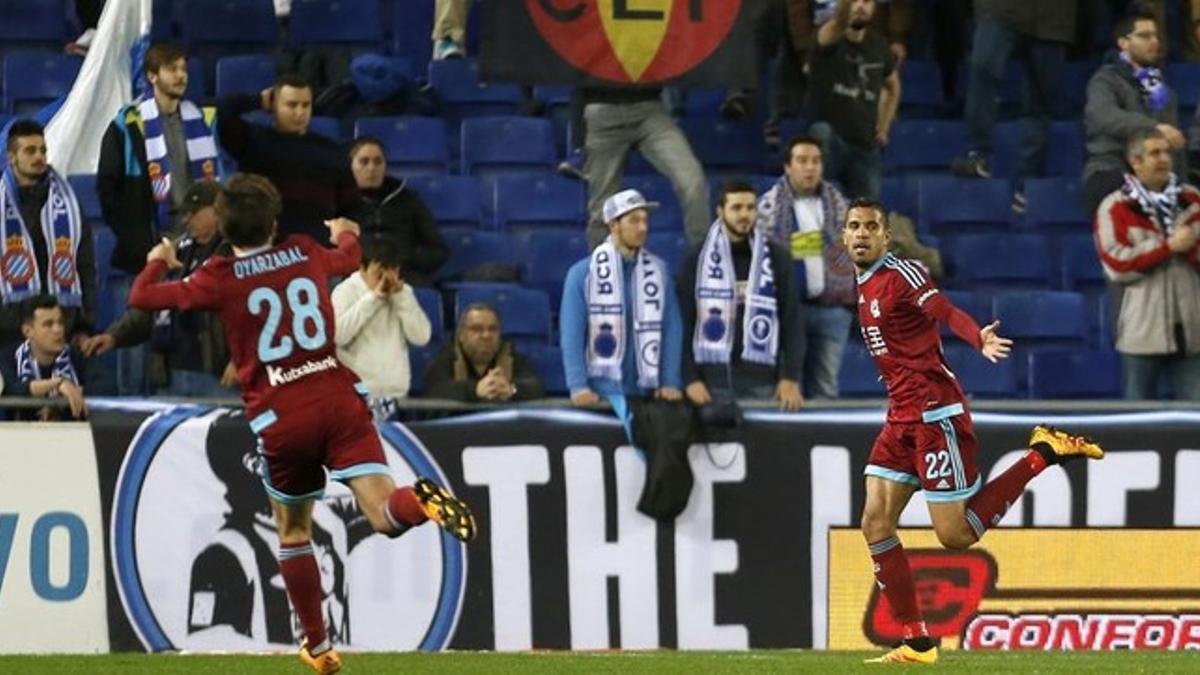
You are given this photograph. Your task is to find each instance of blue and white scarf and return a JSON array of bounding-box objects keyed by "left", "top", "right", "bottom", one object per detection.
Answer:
[
  {"left": 586, "top": 238, "right": 665, "bottom": 390},
  {"left": 1121, "top": 52, "right": 1170, "bottom": 113},
  {"left": 0, "top": 168, "right": 84, "bottom": 307},
  {"left": 137, "top": 96, "right": 218, "bottom": 230},
  {"left": 15, "top": 339, "right": 79, "bottom": 386},
  {"left": 1123, "top": 172, "right": 1182, "bottom": 231},
  {"left": 757, "top": 176, "right": 855, "bottom": 306},
  {"left": 693, "top": 219, "right": 779, "bottom": 366}
]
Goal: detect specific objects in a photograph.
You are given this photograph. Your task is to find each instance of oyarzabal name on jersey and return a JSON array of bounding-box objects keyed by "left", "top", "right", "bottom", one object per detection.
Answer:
[
  {"left": 233, "top": 246, "right": 309, "bottom": 279},
  {"left": 266, "top": 355, "right": 338, "bottom": 386}
]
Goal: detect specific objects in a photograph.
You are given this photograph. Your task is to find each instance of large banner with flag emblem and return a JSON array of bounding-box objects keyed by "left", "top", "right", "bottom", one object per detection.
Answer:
[{"left": 481, "top": 0, "right": 764, "bottom": 87}]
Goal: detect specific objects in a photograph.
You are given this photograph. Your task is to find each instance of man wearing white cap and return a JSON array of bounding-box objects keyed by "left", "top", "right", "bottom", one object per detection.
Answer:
[{"left": 560, "top": 189, "right": 683, "bottom": 408}]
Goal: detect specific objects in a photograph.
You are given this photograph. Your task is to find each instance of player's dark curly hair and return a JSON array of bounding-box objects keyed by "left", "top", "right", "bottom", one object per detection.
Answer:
[{"left": 216, "top": 173, "right": 280, "bottom": 248}]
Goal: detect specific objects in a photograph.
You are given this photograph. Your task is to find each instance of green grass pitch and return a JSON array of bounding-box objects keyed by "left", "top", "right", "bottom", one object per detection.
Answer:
[{"left": 8, "top": 650, "right": 1200, "bottom": 674}]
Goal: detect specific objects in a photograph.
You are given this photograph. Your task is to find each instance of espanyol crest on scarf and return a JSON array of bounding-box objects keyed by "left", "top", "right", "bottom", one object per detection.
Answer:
[
  {"left": 586, "top": 238, "right": 665, "bottom": 389},
  {"left": 0, "top": 167, "right": 84, "bottom": 306},
  {"left": 138, "top": 96, "right": 219, "bottom": 229},
  {"left": 693, "top": 219, "right": 779, "bottom": 366}
]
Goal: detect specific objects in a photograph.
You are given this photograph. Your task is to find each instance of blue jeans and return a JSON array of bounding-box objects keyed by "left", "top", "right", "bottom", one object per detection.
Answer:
[
  {"left": 801, "top": 304, "right": 854, "bottom": 399},
  {"left": 964, "top": 16, "right": 1065, "bottom": 179},
  {"left": 1122, "top": 353, "right": 1200, "bottom": 401},
  {"left": 807, "top": 121, "right": 881, "bottom": 200},
  {"left": 156, "top": 370, "right": 229, "bottom": 398},
  {"left": 109, "top": 275, "right": 148, "bottom": 396}
]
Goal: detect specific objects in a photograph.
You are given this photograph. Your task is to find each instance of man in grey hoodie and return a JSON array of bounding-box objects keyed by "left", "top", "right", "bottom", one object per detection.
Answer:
[{"left": 1084, "top": 8, "right": 1185, "bottom": 215}]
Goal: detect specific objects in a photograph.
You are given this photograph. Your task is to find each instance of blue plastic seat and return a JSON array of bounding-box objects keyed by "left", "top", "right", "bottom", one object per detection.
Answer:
[
  {"left": 407, "top": 343, "right": 439, "bottom": 395},
  {"left": 885, "top": 120, "right": 968, "bottom": 174},
  {"left": 837, "top": 346, "right": 885, "bottom": 397},
  {"left": 215, "top": 54, "right": 276, "bottom": 98},
  {"left": 919, "top": 177, "right": 1013, "bottom": 235},
  {"left": 3, "top": 52, "right": 81, "bottom": 114},
  {"left": 645, "top": 232, "right": 689, "bottom": 275},
  {"left": 943, "top": 344, "right": 1018, "bottom": 398},
  {"left": 1060, "top": 234, "right": 1105, "bottom": 291},
  {"left": 354, "top": 116, "right": 449, "bottom": 175},
  {"left": 523, "top": 344, "right": 567, "bottom": 395},
  {"left": 186, "top": 58, "right": 208, "bottom": 101},
  {"left": 899, "top": 60, "right": 945, "bottom": 117},
  {"left": 404, "top": 175, "right": 483, "bottom": 228},
  {"left": 436, "top": 230, "right": 518, "bottom": 282},
  {"left": 391, "top": 0, "right": 434, "bottom": 75},
  {"left": 287, "top": 0, "right": 383, "bottom": 47},
  {"left": 993, "top": 291, "right": 1087, "bottom": 344},
  {"left": 1024, "top": 178, "right": 1090, "bottom": 233},
  {"left": 460, "top": 116, "right": 556, "bottom": 178},
  {"left": 429, "top": 59, "right": 523, "bottom": 140},
  {"left": 1045, "top": 121, "right": 1085, "bottom": 179},
  {"left": 1028, "top": 348, "right": 1121, "bottom": 399},
  {"left": 454, "top": 286, "right": 552, "bottom": 343},
  {"left": 0, "top": 0, "right": 68, "bottom": 45},
  {"left": 622, "top": 174, "right": 684, "bottom": 232},
  {"left": 942, "top": 290, "right": 991, "bottom": 337},
  {"left": 525, "top": 231, "right": 589, "bottom": 308},
  {"left": 414, "top": 287, "right": 445, "bottom": 343},
  {"left": 493, "top": 174, "right": 585, "bottom": 232},
  {"left": 67, "top": 174, "right": 102, "bottom": 224},
  {"left": 952, "top": 234, "right": 1051, "bottom": 289},
  {"left": 1166, "top": 62, "right": 1200, "bottom": 110},
  {"left": 678, "top": 119, "right": 765, "bottom": 174},
  {"left": 180, "top": 0, "right": 278, "bottom": 46}
]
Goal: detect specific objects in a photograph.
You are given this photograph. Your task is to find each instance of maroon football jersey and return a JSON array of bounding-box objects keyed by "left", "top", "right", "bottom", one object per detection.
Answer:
[
  {"left": 855, "top": 253, "right": 969, "bottom": 423},
  {"left": 130, "top": 233, "right": 361, "bottom": 415}
]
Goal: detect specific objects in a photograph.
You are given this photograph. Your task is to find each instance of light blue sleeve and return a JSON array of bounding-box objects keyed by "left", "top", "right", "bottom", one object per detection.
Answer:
[
  {"left": 659, "top": 271, "right": 684, "bottom": 389},
  {"left": 559, "top": 259, "right": 591, "bottom": 394}
]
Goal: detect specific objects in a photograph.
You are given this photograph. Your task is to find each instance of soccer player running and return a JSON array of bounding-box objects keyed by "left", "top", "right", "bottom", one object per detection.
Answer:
[
  {"left": 843, "top": 199, "right": 1103, "bottom": 665},
  {"left": 129, "top": 174, "right": 475, "bottom": 674}
]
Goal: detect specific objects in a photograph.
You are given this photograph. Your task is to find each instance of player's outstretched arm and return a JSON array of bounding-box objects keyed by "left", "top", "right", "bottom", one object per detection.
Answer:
[
  {"left": 979, "top": 320, "right": 1014, "bottom": 363},
  {"left": 129, "top": 238, "right": 218, "bottom": 312}
]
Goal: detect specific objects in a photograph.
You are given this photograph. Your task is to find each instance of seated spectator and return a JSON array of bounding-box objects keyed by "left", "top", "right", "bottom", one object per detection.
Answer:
[
  {"left": 806, "top": 0, "right": 900, "bottom": 200},
  {"left": 1, "top": 120, "right": 95, "bottom": 349},
  {"left": 679, "top": 181, "right": 805, "bottom": 409},
  {"left": 79, "top": 182, "right": 234, "bottom": 397},
  {"left": 1085, "top": 8, "right": 1183, "bottom": 214},
  {"left": 332, "top": 237, "right": 432, "bottom": 411},
  {"left": 757, "top": 136, "right": 855, "bottom": 399},
  {"left": 217, "top": 74, "right": 360, "bottom": 244},
  {"left": 1094, "top": 129, "right": 1200, "bottom": 400},
  {"left": 349, "top": 138, "right": 448, "bottom": 286},
  {"left": 0, "top": 295, "right": 86, "bottom": 421},
  {"left": 425, "top": 303, "right": 544, "bottom": 402}
]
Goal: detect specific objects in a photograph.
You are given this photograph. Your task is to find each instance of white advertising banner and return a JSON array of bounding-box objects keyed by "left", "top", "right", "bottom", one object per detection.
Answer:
[{"left": 0, "top": 423, "right": 108, "bottom": 653}]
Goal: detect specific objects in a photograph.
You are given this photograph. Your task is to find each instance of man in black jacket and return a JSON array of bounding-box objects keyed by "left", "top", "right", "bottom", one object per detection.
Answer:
[
  {"left": 424, "top": 303, "right": 545, "bottom": 402},
  {"left": 679, "top": 180, "right": 805, "bottom": 410},
  {"left": 348, "top": 138, "right": 447, "bottom": 286},
  {"left": 216, "top": 73, "right": 361, "bottom": 244}
]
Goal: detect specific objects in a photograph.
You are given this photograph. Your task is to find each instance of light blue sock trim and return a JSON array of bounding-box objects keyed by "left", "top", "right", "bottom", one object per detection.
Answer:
[
  {"left": 868, "top": 536, "right": 901, "bottom": 556},
  {"left": 261, "top": 479, "right": 325, "bottom": 505},
  {"left": 864, "top": 464, "right": 922, "bottom": 486},
  {"left": 277, "top": 543, "right": 314, "bottom": 561},
  {"left": 329, "top": 462, "right": 392, "bottom": 482}
]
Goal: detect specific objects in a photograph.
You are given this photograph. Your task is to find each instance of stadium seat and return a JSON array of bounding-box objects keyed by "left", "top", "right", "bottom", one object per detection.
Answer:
[
  {"left": 287, "top": 0, "right": 383, "bottom": 47},
  {"left": 3, "top": 52, "right": 81, "bottom": 114},
  {"left": 493, "top": 174, "right": 585, "bottom": 233},
  {"left": 837, "top": 345, "right": 885, "bottom": 397},
  {"left": 215, "top": 54, "right": 277, "bottom": 98},
  {"left": 524, "top": 230, "right": 589, "bottom": 308},
  {"left": 943, "top": 290, "right": 991, "bottom": 336},
  {"left": 678, "top": 119, "right": 766, "bottom": 174},
  {"left": 952, "top": 234, "right": 1051, "bottom": 289},
  {"left": 429, "top": 59, "right": 523, "bottom": 139},
  {"left": 1166, "top": 62, "right": 1200, "bottom": 111},
  {"left": 1046, "top": 121, "right": 1085, "bottom": 179},
  {"left": 1028, "top": 349, "right": 1121, "bottom": 399},
  {"left": 404, "top": 175, "right": 483, "bottom": 228},
  {"left": 1060, "top": 234, "right": 1105, "bottom": 291},
  {"left": 1023, "top": 178, "right": 1090, "bottom": 233},
  {"left": 0, "top": 0, "right": 69, "bottom": 46},
  {"left": 956, "top": 59, "right": 1024, "bottom": 118},
  {"left": 407, "top": 343, "right": 438, "bottom": 395},
  {"left": 884, "top": 120, "right": 968, "bottom": 174},
  {"left": 943, "top": 344, "right": 1018, "bottom": 398},
  {"left": 645, "top": 232, "right": 690, "bottom": 274},
  {"left": 623, "top": 174, "right": 684, "bottom": 232},
  {"left": 414, "top": 287, "right": 445, "bottom": 343},
  {"left": 186, "top": 58, "right": 208, "bottom": 101},
  {"left": 454, "top": 286, "right": 552, "bottom": 344},
  {"left": 391, "top": 0, "right": 434, "bottom": 74},
  {"left": 180, "top": 0, "right": 278, "bottom": 46},
  {"left": 1056, "top": 60, "right": 1097, "bottom": 117},
  {"left": 67, "top": 175, "right": 102, "bottom": 224},
  {"left": 524, "top": 344, "right": 567, "bottom": 396},
  {"left": 993, "top": 291, "right": 1087, "bottom": 344},
  {"left": 436, "top": 230, "right": 519, "bottom": 282},
  {"left": 354, "top": 116, "right": 449, "bottom": 176},
  {"left": 460, "top": 116, "right": 556, "bottom": 178},
  {"left": 899, "top": 60, "right": 945, "bottom": 117},
  {"left": 918, "top": 177, "right": 1014, "bottom": 236}
]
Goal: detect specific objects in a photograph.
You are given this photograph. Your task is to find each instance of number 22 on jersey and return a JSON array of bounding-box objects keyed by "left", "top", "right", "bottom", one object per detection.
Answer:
[{"left": 247, "top": 277, "right": 327, "bottom": 362}]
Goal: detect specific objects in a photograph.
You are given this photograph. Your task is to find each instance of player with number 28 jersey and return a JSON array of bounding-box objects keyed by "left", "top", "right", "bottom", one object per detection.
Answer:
[{"left": 129, "top": 174, "right": 472, "bottom": 674}]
